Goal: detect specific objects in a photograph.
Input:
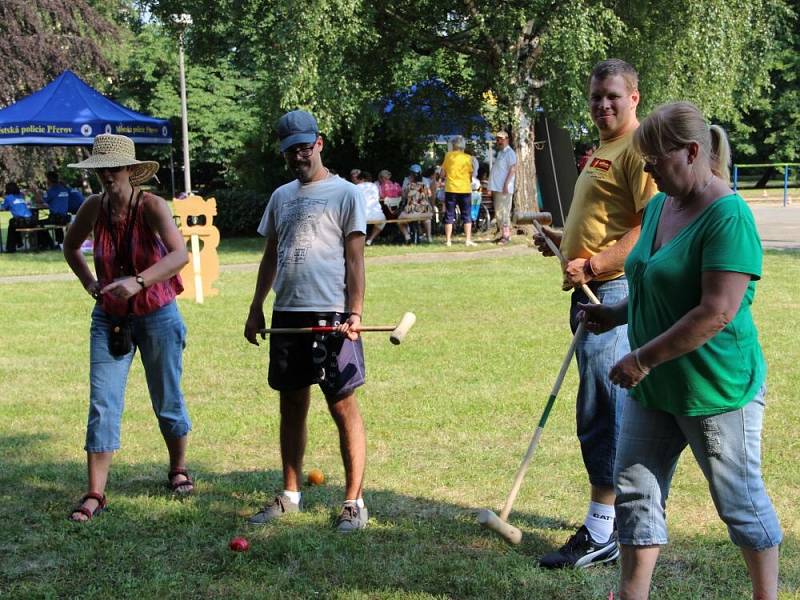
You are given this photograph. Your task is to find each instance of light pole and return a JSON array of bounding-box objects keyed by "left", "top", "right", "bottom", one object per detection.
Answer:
[{"left": 172, "top": 13, "right": 193, "bottom": 195}]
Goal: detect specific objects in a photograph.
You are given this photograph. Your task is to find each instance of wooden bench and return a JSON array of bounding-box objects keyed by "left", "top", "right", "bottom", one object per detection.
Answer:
[
  {"left": 367, "top": 214, "right": 433, "bottom": 244},
  {"left": 16, "top": 225, "right": 68, "bottom": 251}
]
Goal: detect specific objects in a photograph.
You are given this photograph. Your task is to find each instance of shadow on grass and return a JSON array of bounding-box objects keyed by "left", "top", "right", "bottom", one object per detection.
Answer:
[
  {"left": 1, "top": 447, "right": 620, "bottom": 599},
  {"left": 3, "top": 438, "right": 789, "bottom": 599}
]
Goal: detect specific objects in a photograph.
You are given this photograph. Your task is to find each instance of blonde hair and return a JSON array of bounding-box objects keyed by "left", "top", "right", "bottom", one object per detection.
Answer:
[{"left": 634, "top": 101, "right": 731, "bottom": 184}]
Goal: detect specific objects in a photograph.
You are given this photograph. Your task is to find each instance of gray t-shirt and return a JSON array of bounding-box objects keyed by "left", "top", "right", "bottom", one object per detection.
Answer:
[{"left": 257, "top": 174, "right": 366, "bottom": 312}]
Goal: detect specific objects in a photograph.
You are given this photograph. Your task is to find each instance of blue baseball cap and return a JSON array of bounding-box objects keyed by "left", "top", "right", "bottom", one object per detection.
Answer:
[
  {"left": 277, "top": 110, "right": 319, "bottom": 152},
  {"left": 409, "top": 163, "right": 422, "bottom": 174}
]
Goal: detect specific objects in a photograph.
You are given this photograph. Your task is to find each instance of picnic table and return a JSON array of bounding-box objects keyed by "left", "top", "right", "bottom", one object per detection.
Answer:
[{"left": 12, "top": 205, "right": 67, "bottom": 251}]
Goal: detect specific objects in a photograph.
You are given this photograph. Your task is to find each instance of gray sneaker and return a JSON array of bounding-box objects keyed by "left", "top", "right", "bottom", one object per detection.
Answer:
[
  {"left": 335, "top": 502, "right": 368, "bottom": 532},
  {"left": 247, "top": 494, "right": 302, "bottom": 525}
]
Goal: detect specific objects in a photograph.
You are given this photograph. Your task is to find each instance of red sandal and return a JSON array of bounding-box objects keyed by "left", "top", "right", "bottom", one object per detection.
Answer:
[
  {"left": 168, "top": 468, "right": 194, "bottom": 495},
  {"left": 68, "top": 492, "right": 107, "bottom": 522}
]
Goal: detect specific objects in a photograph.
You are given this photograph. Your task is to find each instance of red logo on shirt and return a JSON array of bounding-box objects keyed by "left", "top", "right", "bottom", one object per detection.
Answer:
[{"left": 591, "top": 158, "right": 612, "bottom": 171}]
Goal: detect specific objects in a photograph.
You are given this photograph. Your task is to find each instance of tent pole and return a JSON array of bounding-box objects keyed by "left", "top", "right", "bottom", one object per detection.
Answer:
[{"left": 170, "top": 146, "right": 176, "bottom": 200}]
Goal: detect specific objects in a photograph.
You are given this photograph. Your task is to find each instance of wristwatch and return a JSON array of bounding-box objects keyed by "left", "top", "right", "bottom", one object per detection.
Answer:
[{"left": 135, "top": 275, "right": 146, "bottom": 289}]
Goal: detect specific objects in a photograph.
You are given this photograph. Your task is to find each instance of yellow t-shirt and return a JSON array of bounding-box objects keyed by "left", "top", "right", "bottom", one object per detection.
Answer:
[
  {"left": 561, "top": 130, "right": 656, "bottom": 284},
  {"left": 442, "top": 151, "right": 473, "bottom": 193}
]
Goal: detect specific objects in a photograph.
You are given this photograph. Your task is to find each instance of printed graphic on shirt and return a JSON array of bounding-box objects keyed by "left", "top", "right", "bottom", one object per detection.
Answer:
[
  {"left": 278, "top": 196, "right": 328, "bottom": 266},
  {"left": 591, "top": 158, "right": 612, "bottom": 171},
  {"left": 587, "top": 157, "right": 614, "bottom": 182}
]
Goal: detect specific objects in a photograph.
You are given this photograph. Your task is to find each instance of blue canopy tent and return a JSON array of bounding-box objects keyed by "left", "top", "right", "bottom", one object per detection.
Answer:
[
  {"left": 0, "top": 70, "right": 172, "bottom": 145},
  {"left": 383, "top": 79, "right": 492, "bottom": 143}
]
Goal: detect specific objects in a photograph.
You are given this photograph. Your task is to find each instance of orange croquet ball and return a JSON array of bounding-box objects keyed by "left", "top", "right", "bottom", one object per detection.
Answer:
[{"left": 307, "top": 468, "right": 325, "bottom": 486}]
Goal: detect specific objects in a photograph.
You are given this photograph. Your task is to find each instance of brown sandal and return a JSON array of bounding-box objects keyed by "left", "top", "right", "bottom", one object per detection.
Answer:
[
  {"left": 68, "top": 492, "right": 107, "bottom": 522},
  {"left": 168, "top": 468, "right": 194, "bottom": 495}
]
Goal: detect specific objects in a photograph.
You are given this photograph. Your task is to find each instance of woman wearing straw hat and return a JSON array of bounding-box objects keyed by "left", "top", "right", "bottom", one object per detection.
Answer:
[{"left": 63, "top": 134, "right": 193, "bottom": 521}]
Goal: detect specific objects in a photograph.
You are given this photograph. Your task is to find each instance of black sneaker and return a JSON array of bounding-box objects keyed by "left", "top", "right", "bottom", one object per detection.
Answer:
[
  {"left": 247, "top": 493, "right": 302, "bottom": 525},
  {"left": 538, "top": 525, "right": 619, "bottom": 569}
]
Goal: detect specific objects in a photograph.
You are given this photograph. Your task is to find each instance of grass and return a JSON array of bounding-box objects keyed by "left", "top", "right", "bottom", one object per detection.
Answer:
[{"left": 1, "top": 241, "right": 799, "bottom": 599}]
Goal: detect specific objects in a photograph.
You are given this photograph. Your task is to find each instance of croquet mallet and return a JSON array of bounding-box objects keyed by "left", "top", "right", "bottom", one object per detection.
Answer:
[
  {"left": 259, "top": 311, "right": 417, "bottom": 345},
  {"left": 478, "top": 213, "right": 600, "bottom": 544}
]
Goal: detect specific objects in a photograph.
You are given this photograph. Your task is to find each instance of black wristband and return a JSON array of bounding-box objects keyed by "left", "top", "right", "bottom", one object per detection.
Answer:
[{"left": 350, "top": 312, "right": 361, "bottom": 318}]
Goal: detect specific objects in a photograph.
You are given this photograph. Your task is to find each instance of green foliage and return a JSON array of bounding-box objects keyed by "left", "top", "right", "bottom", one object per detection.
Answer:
[
  {"left": 146, "top": 0, "right": 391, "bottom": 143},
  {"left": 110, "top": 22, "right": 262, "bottom": 189},
  {"left": 727, "top": 1, "right": 799, "bottom": 163},
  {"left": 611, "top": 0, "right": 783, "bottom": 121},
  {"left": 0, "top": 0, "right": 122, "bottom": 182},
  {"left": 211, "top": 189, "right": 269, "bottom": 237}
]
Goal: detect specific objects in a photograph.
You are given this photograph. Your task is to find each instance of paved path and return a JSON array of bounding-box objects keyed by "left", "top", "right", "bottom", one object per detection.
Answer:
[
  {"left": 750, "top": 204, "right": 800, "bottom": 249},
  {"left": 2, "top": 205, "right": 796, "bottom": 285}
]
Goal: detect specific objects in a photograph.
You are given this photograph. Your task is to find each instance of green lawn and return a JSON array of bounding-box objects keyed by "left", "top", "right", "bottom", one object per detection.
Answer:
[{"left": 1, "top": 244, "right": 798, "bottom": 599}]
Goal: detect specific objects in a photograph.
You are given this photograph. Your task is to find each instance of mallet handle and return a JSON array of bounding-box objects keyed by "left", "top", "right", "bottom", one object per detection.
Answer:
[
  {"left": 258, "top": 325, "right": 395, "bottom": 335},
  {"left": 531, "top": 219, "right": 600, "bottom": 305},
  {"left": 499, "top": 321, "right": 585, "bottom": 521}
]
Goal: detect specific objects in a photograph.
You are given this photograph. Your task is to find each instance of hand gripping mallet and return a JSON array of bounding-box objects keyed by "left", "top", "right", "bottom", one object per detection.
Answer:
[
  {"left": 478, "top": 214, "right": 600, "bottom": 544},
  {"left": 259, "top": 312, "right": 417, "bottom": 345}
]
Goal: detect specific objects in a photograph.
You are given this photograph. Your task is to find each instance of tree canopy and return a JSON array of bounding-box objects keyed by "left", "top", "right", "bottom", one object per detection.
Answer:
[
  {"left": 0, "top": 0, "right": 121, "bottom": 182},
  {"left": 0, "top": 0, "right": 794, "bottom": 195}
]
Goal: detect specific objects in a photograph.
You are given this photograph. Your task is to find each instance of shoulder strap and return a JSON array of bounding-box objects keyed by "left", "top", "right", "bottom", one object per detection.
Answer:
[{"left": 106, "top": 188, "right": 142, "bottom": 276}]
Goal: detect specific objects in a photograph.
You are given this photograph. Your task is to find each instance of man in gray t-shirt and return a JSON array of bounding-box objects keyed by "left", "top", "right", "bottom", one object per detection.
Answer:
[{"left": 245, "top": 110, "right": 369, "bottom": 532}]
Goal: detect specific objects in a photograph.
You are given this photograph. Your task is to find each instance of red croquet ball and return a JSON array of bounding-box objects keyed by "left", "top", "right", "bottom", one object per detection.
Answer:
[{"left": 229, "top": 536, "right": 250, "bottom": 552}]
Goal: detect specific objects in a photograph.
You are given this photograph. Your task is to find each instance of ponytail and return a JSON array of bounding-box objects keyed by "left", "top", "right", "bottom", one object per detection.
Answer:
[{"left": 709, "top": 124, "right": 731, "bottom": 185}]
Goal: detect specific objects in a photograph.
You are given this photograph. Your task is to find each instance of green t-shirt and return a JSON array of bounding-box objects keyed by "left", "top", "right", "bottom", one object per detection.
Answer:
[{"left": 624, "top": 192, "right": 765, "bottom": 416}]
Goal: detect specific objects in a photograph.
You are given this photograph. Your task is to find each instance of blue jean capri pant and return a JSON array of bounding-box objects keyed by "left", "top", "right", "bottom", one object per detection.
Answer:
[
  {"left": 570, "top": 277, "right": 630, "bottom": 487},
  {"left": 86, "top": 301, "right": 191, "bottom": 452},
  {"left": 614, "top": 385, "right": 782, "bottom": 550}
]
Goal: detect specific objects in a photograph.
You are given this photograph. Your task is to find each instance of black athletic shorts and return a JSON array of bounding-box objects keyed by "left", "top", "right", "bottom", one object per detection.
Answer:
[{"left": 268, "top": 311, "right": 366, "bottom": 400}]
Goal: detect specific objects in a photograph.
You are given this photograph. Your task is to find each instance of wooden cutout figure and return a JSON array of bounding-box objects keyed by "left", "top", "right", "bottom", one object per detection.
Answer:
[{"left": 173, "top": 194, "right": 220, "bottom": 301}]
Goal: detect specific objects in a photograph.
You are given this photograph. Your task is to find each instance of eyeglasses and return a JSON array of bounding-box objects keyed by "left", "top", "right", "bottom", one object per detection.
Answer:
[
  {"left": 96, "top": 166, "right": 125, "bottom": 173},
  {"left": 641, "top": 147, "right": 683, "bottom": 166},
  {"left": 284, "top": 143, "right": 317, "bottom": 158}
]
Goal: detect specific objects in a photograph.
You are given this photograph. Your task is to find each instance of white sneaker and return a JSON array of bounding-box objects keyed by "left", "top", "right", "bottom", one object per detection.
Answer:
[
  {"left": 366, "top": 240, "right": 372, "bottom": 246},
  {"left": 465, "top": 240, "right": 477, "bottom": 247},
  {"left": 445, "top": 240, "right": 452, "bottom": 247}
]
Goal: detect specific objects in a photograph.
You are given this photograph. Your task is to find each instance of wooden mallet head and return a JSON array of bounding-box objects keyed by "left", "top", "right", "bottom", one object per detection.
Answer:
[
  {"left": 477, "top": 509, "right": 523, "bottom": 545},
  {"left": 513, "top": 211, "right": 553, "bottom": 226},
  {"left": 389, "top": 312, "right": 416, "bottom": 345}
]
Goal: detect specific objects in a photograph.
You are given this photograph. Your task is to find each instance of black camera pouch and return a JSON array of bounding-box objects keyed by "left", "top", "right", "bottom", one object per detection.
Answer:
[{"left": 108, "top": 316, "right": 133, "bottom": 357}]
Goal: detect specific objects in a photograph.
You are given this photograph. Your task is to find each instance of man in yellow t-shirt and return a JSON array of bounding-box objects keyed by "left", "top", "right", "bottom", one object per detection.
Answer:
[
  {"left": 440, "top": 135, "right": 477, "bottom": 247},
  {"left": 534, "top": 59, "right": 656, "bottom": 569}
]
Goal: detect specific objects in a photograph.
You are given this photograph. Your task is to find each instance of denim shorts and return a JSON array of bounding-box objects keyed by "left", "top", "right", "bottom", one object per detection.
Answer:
[
  {"left": 268, "top": 311, "right": 365, "bottom": 401},
  {"left": 86, "top": 301, "right": 191, "bottom": 452},
  {"left": 570, "top": 277, "right": 630, "bottom": 487},
  {"left": 444, "top": 192, "right": 472, "bottom": 224},
  {"left": 614, "top": 385, "right": 782, "bottom": 550}
]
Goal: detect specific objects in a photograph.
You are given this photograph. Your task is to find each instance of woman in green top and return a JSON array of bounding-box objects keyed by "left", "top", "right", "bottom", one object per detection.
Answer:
[{"left": 580, "top": 102, "right": 781, "bottom": 600}]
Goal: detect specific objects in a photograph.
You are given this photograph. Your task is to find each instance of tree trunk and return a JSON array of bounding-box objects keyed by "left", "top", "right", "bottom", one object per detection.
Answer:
[
  {"left": 754, "top": 167, "right": 775, "bottom": 189},
  {"left": 511, "top": 105, "right": 537, "bottom": 234}
]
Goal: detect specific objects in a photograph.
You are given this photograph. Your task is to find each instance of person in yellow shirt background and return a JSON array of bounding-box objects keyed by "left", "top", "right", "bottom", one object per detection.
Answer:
[{"left": 440, "top": 135, "right": 477, "bottom": 247}]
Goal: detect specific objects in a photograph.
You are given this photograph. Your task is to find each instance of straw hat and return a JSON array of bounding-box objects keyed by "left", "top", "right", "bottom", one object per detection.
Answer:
[{"left": 69, "top": 134, "right": 159, "bottom": 185}]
